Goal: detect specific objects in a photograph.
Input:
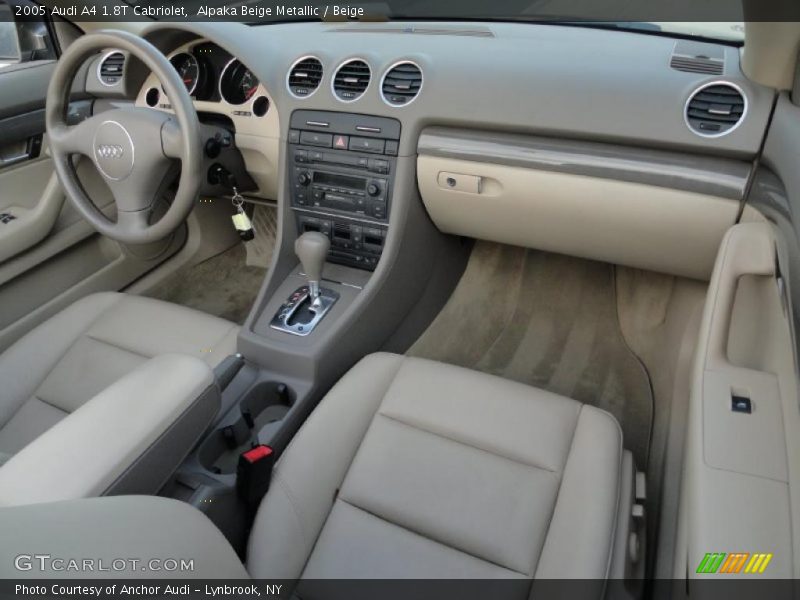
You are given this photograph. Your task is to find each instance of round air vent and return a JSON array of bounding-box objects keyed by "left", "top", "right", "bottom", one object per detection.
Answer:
[
  {"left": 98, "top": 51, "right": 125, "bottom": 86},
  {"left": 381, "top": 61, "right": 423, "bottom": 106},
  {"left": 287, "top": 56, "right": 323, "bottom": 98},
  {"left": 684, "top": 82, "right": 746, "bottom": 137},
  {"left": 332, "top": 59, "right": 370, "bottom": 102}
]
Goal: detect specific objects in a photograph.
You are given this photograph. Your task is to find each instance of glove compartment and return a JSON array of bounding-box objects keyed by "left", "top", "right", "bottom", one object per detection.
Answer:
[{"left": 416, "top": 127, "right": 748, "bottom": 280}]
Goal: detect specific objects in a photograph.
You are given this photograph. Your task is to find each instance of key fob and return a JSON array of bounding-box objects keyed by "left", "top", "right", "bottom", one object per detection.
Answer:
[{"left": 232, "top": 212, "right": 255, "bottom": 241}]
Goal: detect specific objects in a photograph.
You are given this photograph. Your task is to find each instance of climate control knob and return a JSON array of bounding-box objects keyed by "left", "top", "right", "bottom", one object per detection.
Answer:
[
  {"left": 367, "top": 182, "right": 381, "bottom": 197},
  {"left": 297, "top": 172, "right": 311, "bottom": 186}
]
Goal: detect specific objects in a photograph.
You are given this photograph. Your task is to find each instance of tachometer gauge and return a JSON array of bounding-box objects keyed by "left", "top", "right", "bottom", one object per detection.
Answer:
[
  {"left": 169, "top": 52, "right": 200, "bottom": 95},
  {"left": 220, "top": 59, "right": 260, "bottom": 105},
  {"left": 239, "top": 68, "right": 259, "bottom": 102}
]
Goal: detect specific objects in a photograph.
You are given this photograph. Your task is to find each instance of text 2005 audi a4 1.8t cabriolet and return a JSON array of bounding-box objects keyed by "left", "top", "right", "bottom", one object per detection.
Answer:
[{"left": 0, "top": 1, "right": 799, "bottom": 597}]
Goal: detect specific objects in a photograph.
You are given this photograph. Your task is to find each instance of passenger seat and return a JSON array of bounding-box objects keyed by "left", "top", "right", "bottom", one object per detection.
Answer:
[{"left": 0, "top": 353, "right": 635, "bottom": 584}]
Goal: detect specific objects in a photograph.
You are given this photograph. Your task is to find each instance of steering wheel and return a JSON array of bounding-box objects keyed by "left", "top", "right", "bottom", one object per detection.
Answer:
[{"left": 46, "top": 31, "right": 202, "bottom": 245}]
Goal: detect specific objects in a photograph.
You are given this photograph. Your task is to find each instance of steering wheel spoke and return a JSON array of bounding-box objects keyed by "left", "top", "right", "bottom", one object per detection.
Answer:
[
  {"left": 160, "top": 118, "right": 184, "bottom": 159},
  {"left": 49, "top": 117, "right": 99, "bottom": 157},
  {"left": 116, "top": 207, "right": 152, "bottom": 237}
]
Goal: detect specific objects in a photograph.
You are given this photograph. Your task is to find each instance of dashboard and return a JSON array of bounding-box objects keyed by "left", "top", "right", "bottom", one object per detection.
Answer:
[
  {"left": 85, "top": 19, "right": 777, "bottom": 279},
  {"left": 95, "top": 21, "right": 775, "bottom": 159}
]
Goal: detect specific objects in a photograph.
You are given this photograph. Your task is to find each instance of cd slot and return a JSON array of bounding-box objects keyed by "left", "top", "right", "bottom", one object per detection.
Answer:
[
  {"left": 314, "top": 170, "right": 366, "bottom": 191},
  {"left": 323, "top": 193, "right": 356, "bottom": 211}
]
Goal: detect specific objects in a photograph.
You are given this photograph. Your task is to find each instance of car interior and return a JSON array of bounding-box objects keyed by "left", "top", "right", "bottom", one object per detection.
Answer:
[{"left": 0, "top": 1, "right": 799, "bottom": 595}]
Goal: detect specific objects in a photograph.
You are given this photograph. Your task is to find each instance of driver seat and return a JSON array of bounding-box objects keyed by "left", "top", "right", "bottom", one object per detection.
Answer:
[{"left": 0, "top": 292, "right": 238, "bottom": 467}]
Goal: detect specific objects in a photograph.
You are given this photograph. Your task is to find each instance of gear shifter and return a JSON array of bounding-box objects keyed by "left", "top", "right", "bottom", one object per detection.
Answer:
[
  {"left": 295, "top": 232, "right": 329, "bottom": 307},
  {"left": 269, "top": 232, "right": 339, "bottom": 337}
]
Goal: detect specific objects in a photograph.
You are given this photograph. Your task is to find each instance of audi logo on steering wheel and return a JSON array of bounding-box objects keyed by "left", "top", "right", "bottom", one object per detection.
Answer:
[{"left": 96, "top": 144, "right": 124, "bottom": 159}]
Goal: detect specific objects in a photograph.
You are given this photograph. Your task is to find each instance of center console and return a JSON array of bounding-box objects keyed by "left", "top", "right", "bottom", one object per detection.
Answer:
[
  {"left": 289, "top": 110, "right": 400, "bottom": 270},
  {"left": 164, "top": 107, "right": 468, "bottom": 557}
]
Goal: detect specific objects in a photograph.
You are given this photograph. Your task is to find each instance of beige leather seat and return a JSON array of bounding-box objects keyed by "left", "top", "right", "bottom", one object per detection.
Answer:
[
  {"left": 250, "top": 353, "right": 626, "bottom": 579},
  {"left": 0, "top": 353, "right": 630, "bottom": 584},
  {"left": 0, "top": 292, "right": 238, "bottom": 467}
]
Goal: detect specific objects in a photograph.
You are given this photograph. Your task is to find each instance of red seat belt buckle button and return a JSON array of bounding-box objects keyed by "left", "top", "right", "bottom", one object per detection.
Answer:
[
  {"left": 237, "top": 445, "right": 275, "bottom": 507},
  {"left": 243, "top": 444, "right": 273, "bottom": 464}
]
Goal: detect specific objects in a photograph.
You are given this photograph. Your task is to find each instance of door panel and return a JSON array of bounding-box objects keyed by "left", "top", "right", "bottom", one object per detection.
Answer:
[
  {"left": 0, "top": 141, "right": 114, "bottom": 268},
  {"left": 0, "top": 7, "right": 185, "bottom": 352},
  {"left": 675, "top": 222, "right": 799, "bottom": 581},
  {"left": 675, "top": 92, "right": 800, "bottom": 580},
  {"left": 0, "top": 147, "right": 63, "bottom": 263},
  {"left": 0, "top": 143, "right": 188, "bottom": 352}
]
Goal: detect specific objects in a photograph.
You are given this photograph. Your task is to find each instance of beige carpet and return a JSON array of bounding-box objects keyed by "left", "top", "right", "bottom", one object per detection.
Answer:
[
  {"left": 145, "top": 242, "right": 267, "bottom": 325},
  {"left": 245, "top": 204, "right": 278, "bottom": 269},
  {"left": 409, "top": 241, "right": 654, "bottom": 469},
  {"left": 146, "top": 205, "right": 277, "bottom": 324}
]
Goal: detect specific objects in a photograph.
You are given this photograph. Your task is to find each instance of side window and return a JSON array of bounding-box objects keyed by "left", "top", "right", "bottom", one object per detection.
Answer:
[
  {"left": 0, "top": 0, "right": 57, "bottom": 71},
  {"left": 0, "top": 3, "right": 20, "bottom": 68}
]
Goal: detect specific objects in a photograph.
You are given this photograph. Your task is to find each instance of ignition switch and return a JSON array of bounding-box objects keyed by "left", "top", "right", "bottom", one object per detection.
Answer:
[{"left": 208, "top": 163, "right": 237, "bottom": 188}]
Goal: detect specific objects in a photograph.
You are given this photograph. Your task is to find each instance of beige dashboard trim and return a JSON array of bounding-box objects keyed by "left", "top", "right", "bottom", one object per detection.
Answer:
[
  {"left": 417, "top": 155, "right": 738, "bottom": 280},
  {"left": 134, "top": 39, "right": 280, "bottom": 200}
]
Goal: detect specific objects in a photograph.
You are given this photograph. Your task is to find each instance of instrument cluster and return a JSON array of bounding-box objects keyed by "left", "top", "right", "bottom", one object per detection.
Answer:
[{"left": 158, "top": 42, "right": 262, "bottom": 107}]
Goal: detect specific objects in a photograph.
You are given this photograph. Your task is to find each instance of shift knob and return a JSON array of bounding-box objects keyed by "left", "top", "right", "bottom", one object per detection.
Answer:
[{"left": 295, "top": 232, "right": 329, "bottom": 299}]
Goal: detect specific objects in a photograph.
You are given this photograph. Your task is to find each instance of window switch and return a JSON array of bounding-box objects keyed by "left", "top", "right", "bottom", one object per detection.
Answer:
[{"left": 731, "top": 395, "right": 752, "bottom": 414}]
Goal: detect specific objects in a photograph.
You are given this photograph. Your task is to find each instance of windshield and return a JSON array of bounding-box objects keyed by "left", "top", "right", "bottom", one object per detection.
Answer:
[
  {"left": 121, "top": 1, "right": 745, "bottom": 43},
  {"left": 651, "top": 22, "right": 743, "bottom": 42}
]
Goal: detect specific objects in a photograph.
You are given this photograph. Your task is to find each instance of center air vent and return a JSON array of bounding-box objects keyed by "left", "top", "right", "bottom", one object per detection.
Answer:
[
  {"left": 98, "top": 51, "right": 125, "bottom": 86},
  {"left": 381, "top": 61, "right": 423, "bottom": 106},
  {"left": 287, "top": 56, "right": 323, "bottom": 98},
  {"left": 685, "top": 83, "right": 746, "bottom": 137},
  {"left": 332, "top": 59, "right": 370, "bottom": 102}
]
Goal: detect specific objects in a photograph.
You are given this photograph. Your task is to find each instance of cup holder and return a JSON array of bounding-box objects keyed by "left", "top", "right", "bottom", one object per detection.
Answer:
[{"left": 198, "top": 381, "right": 294, "bottom": 474}]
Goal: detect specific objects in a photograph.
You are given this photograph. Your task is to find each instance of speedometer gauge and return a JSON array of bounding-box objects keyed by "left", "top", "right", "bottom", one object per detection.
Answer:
[
  {"left": 169, "top": 52, "right": 200, "bottom": 95},
  {"left": 220, "top": 59, "right": 260, "bottom": 105}
]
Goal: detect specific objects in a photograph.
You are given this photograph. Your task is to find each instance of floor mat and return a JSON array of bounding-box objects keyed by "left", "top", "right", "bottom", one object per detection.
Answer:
[
  {"left": 409, "top": 241, "right": 654, "bottom": 469},
  {"left": 245, "top": 204, "right": 278, "bottom": 269},
  {"left": 145, "top": 242, "right": 266, "bottom": 325}
]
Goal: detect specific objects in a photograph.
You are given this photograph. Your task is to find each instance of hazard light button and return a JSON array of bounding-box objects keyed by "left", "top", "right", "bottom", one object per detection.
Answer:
[{"left": 333, "top": 135, "right": 349, "bottom": 150}]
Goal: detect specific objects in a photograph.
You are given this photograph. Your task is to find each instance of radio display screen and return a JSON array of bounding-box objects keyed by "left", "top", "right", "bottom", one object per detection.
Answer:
[{"left": 314, "top": 171, "right": 365, "bottom": 191}]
